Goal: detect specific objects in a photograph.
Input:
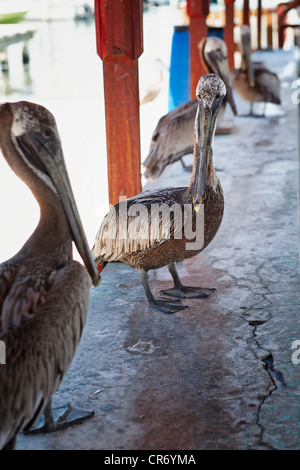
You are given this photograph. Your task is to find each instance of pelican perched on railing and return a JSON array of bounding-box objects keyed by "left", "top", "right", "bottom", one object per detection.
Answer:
[
  {"left": 0, "top": 101, "right": 101, "bottom": 450},
  {"left": 93, "top": 74, "right": 225, "bottom": 314},
  {"left": 143, "top": 36, "right": 237, "bottom": 180},
  {"left": 232, "top": 25, "right": 281, "bottom": 116}
]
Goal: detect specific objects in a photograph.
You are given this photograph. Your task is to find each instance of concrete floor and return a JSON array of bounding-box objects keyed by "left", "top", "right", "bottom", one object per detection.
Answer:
[{"left": 16, "top": 48, "right": 300, "bottom": 450}]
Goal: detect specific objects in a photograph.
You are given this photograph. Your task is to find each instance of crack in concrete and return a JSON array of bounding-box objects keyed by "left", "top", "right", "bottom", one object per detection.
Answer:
[
  {"left": 250, "top": 323, "right": 276, "bottom": 449},
  {"left": 219, "top": 253, "right": 288, "bottom": 448},
  {"left": 250, "top": 272, "right": 279, "bottom": 444},
  {"left": 255, "top": 349, "right": 287, "bottom": 448},
  {"left": 245, "top": 263, "right": 287, "bottom": 449},
  {"left": 205, "top": 216, "right": 295, "bottom": 448}
]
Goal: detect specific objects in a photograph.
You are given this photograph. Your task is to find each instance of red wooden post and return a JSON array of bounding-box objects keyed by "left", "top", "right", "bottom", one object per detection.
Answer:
[
  {"left": 257, "top": 0, "right": 262, "bottom": 49},
  {"left": 243, "top": 0, "right": 250, "bottom": 25},
  {"left": 224, "top": 0, "right": 235, "bottom": 71},
  {"left": 277, "top": 4, "right": 285, "bottom": 49},
  {"left": 94, "top": 0, "right": 143, "bottom": 207},
  {"left": 187, "top": 0, "right": 209, "bottom": 100}
]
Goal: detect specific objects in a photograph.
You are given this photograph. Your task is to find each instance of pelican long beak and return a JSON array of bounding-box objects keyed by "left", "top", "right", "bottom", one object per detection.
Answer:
[
  {"left": 214, "top": 58, "right": 237, "bottom": 116},
  {"left": 193, "top": 100, "right": 218, "bottom": 211},
  {"left": 19, "top": 131, "right": 101, "bottom": 287},
  {"left": 242, "top": 38, "right": 255, "bottom": 87}
]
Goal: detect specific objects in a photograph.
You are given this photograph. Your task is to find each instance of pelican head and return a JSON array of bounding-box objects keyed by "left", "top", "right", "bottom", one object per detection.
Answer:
[
  {"left": 0, "top": 101, "right": 101, "bottom": 287},
  {"left": 240, "top": 25, "right": 255, "bottom": 87},
  {"left": 200, "top": 36, "right": 237, "bottom": 116},
  {"left": 193, "top": 74, "right": 226, "bottom": 211}
]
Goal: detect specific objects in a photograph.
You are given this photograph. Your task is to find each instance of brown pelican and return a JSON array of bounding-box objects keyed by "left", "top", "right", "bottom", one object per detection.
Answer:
[
  {"left": 198, "top": 36, "right": 237, "bottom": 124},
  {"left": 231, "top": 25, "right": 281, "bottom": 116},
  {"left": 93, "top": 74, "right": 225, "bottom": 314},
  {"left": 0, "top": 101, "right": 101, "bottom": 450},
  {"left": 143, "top": 36, "right": 237, "bottom": 180}
]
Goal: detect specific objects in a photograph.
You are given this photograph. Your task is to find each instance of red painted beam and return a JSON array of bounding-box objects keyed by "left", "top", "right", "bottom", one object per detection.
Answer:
[
  {"left": 257, "top": 0, "right": 262, "bottom": 49},
  {"left": 277, "top": 4, "right": 286, "bottom": 49},
  {"left": 224, "top": 0, "right": 235, "bottom": 71},
  {"left": 95, "top": 0, "right": 143, "bottom": 207},
  {"left": 187, "top": 0, "right": 209, "bottom": 100},
  {"left": 243, "top": 0, "right": 250, "bottom": 25}
]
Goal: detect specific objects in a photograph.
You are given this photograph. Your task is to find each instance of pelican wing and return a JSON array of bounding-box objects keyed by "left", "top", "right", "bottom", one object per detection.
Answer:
[
  {"left": 0, "top": 261, "right": 57, "bottom": 336},
  {"left": 92, "top": 187, "right": 187, "bottom": 262},
  {"left": 254, "top": 65, "right": 281, "bottom": 104},
  {"left": 0, "top": 261, "right": 90, "bottom": 449},
  {"left": 0, "top": 262, "right": 17, "bottom": 316},
  {"left": 143, "top": 101, "right": 197, "bottom": 179}
]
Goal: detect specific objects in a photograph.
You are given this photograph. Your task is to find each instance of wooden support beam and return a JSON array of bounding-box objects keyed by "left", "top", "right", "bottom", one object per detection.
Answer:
[
  {"left": 266, "top": 9, "right": 273, "bottom": 48},
  {"left": 257, "top": 0, "right": 262, "bottom": 49},
  {"left": 277, "top": 4, "right": 286, "bottom": 49},
  {"left": 187, "top": 0, "right": 209, "bottom": 100},
  {"left": 224, "top": 0, "right": 235, "bottom": 71},
  {"left": 243, "top": 0, "right": 250, "bottom": 25},
  {"left": 94, "top": 0, "right": 143, "bottom": 207}
]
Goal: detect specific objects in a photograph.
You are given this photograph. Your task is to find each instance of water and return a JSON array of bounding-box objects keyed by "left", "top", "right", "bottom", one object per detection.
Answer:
[{"left": 0, "top": 4, "right": 175, "bottom": 262}]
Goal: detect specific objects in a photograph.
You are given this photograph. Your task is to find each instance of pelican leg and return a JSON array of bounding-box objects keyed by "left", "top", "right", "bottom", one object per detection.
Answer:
[
  {"left": 180, "top": 158, "right": 193, "bottom": 173},
  {"left": 251, "top": 101, "right": 267, "bottom": 118},
  {"left": 238, "top": 102, "right": 265, "bottom": 118},
  {"left": 237, "top": 102, "right": 255, "bottom": 117},
  {"left": 140, "top": 269, "right": 188, "bottom": 314},
  {"left": 160, "top": 262, "right": 216, "bottom": 299},
  {"left": 249, "top": 101, "right": 254, "bottom": 116},
  {"left": 262, "top": 102, "right": 267, "bottom": 117},
  {"left": 24, "top": 399, "right": 94, "bottom": 434}
]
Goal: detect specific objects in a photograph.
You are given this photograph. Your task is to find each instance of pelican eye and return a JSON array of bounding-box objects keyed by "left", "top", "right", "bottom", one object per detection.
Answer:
[
  {"left": 42, "top": 128, "right": 53, "bottom": 139},
  {"left": 152, "top": 132, "right": 160, "bottom": 142}
]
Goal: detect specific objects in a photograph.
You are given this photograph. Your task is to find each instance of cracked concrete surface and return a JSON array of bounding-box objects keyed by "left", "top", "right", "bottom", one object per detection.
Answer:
[{"left": 16, "top": 49, "right": 299, "bottom": 450}]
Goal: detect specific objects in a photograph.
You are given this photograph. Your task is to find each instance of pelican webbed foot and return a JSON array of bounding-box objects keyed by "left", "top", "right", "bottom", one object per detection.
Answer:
[
  {"left": 148, "top": 296, "right": 189, "bottom": 314},
  {"left": 140, "top": 269, "right": 189, "bottom": 314},
  {"left": 24, "top": 401, "right": 94, "bottom": 434},
  {"left": 161, "top": 263, "right": 217, "bottom": 299},
  {"left": 161, "top": 286, "right": 216, "bottom": 299}
]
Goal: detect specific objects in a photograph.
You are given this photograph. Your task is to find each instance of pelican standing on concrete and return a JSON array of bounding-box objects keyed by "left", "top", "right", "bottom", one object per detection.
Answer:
[
  {"left": 93, "top": 74, "right": 225, "bottom": 314},
  {"left": 0, "top": 101, "right": 101, "bottom": 450},
  {"left": 232, "top": 25, "right": 281, "bottom": 116},
  {"left": 143, "top": 36, "right": 237, "bottom": 179}
]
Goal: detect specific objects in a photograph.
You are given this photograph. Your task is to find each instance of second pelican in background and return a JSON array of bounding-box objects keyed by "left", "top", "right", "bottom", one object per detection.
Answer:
[
  {"left": 232, "top": 25, "right": 281, "bottom": 116},
  {"left": 143, "top": 36, "right": 237, "bottom": 180}
]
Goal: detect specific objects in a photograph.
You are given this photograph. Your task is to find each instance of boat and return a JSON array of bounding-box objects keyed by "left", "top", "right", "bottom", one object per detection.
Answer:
[{"left": 0, "top": 11, "right": 27, "bottom": 24}]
